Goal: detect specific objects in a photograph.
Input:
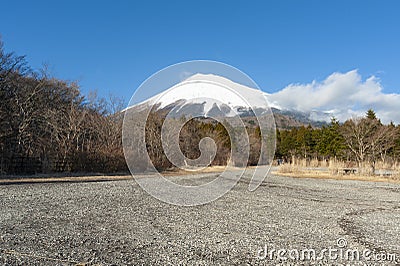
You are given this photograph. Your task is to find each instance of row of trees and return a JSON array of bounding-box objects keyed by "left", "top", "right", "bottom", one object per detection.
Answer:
[
  {"left": 143, "top": 115, "right": 234, "bottom": 170},
  {"left": 0, "top": 40, "right": 126, "bottom": 174},
  {"left": 276, "top": 110, "right": 400, "bottom": 172},
  {"left": 2, "top": 39, "right": 399, "bottom": 174},
  {"left": 144, "top": 109, "right": 400, "bottom": 173},
  {"left": 1, "top": 38, "right": 263, "bottom": 174}
]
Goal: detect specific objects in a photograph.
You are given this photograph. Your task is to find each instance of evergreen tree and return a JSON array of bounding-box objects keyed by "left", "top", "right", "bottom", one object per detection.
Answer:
[{"left": 366, "top": 109, "right": 377, "bottom": 120}]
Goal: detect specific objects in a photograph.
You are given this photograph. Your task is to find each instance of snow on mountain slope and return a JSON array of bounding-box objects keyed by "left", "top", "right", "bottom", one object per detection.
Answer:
[
  {"left": 125, "top": 73, "right": 332, "bottom": 125},
  {"left": 128, "top": 73, "right": 280, "bottom": 117}
]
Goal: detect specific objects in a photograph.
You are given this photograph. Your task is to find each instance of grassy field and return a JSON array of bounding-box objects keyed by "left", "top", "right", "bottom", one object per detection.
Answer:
[{"left": 274, "top": 159, "right": 400, "bottom": 184}]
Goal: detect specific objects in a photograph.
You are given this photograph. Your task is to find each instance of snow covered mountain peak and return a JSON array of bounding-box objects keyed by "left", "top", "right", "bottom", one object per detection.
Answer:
[
  {"left": 128, "top": 73, "right": 278, "bottom": 118},
  {"left": 125, "top": 72, "right": 333, "bottom": 126}
]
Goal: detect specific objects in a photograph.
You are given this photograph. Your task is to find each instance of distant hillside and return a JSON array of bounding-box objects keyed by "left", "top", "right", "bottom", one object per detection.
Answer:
[
  {"left": 272, "top": 112, "right": 306, "bottom": 129},
  {"left": 271, "top": 108, "right": 328, "bottom": 129}
]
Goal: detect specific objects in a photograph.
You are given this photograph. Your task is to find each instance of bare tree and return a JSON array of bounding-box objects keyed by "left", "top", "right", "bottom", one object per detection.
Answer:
[{"left": 340, "top": 114, "right": 396, "bottom": 174}]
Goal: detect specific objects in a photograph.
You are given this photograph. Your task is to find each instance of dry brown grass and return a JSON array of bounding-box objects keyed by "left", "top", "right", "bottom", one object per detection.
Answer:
[
  {"left": 162, "top": 165, "right": 226, "bottom": 176},
  {"left": 274, "top": 158, "right": 400, "bottom": 184},
  {"left": 277, "top": 163, "right": 303, "bottom": 174}
]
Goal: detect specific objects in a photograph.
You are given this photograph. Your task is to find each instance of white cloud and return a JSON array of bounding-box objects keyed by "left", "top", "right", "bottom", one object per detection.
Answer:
[{"left": 268, "top": 70, "right": 400, "bottom": 124}]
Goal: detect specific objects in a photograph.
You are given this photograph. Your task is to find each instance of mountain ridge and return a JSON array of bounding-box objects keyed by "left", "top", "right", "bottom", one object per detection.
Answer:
[{"left": 126, "top": 73, "right": 329, "bottom": 129}]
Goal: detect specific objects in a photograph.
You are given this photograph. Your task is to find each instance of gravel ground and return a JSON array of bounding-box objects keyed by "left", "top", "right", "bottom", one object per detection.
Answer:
[{"left": 0, "top": 172, "right": 399, "bottom": 265}]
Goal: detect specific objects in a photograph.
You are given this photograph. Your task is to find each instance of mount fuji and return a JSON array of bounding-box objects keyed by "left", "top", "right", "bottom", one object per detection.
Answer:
[{"left": 126, "top": 73, "right": 330, "bottom": 128}]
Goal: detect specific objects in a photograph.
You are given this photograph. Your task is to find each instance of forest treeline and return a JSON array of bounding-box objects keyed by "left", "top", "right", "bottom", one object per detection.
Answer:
[
  {"left": 0, "top": 40, "right": 126, "bottom": 174},
  {"left": 276, "top": 111, "right": 400, "bottom": 172},
  {"left": 145, "top": 109, "right": 400, "bottom": 174},
  {"left": 141, "top": 113, "right": 263, "bottom": 170},
  {"left": 1, "top": 40, "right": 399, "bottom": 175}
]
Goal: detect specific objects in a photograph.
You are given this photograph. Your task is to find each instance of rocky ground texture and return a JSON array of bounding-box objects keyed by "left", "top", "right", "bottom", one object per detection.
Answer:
[{"left": 0, "top": 173, "right": 399, "bottom": 265}]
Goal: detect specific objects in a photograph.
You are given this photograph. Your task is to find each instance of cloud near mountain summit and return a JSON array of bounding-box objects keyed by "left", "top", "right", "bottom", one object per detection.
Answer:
[{"left": 268, "top": 70, "right": 400, "bottom": 124}]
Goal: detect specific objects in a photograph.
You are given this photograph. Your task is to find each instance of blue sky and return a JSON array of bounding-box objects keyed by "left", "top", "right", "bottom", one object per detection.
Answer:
[{"left": 1, "top": 0, "right": 400, "bottom": 106}]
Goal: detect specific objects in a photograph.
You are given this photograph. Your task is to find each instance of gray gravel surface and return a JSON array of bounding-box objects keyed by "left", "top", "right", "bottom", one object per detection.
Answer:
[{"left": 0, "top": 173, "right": 399, "bottom": 265}]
